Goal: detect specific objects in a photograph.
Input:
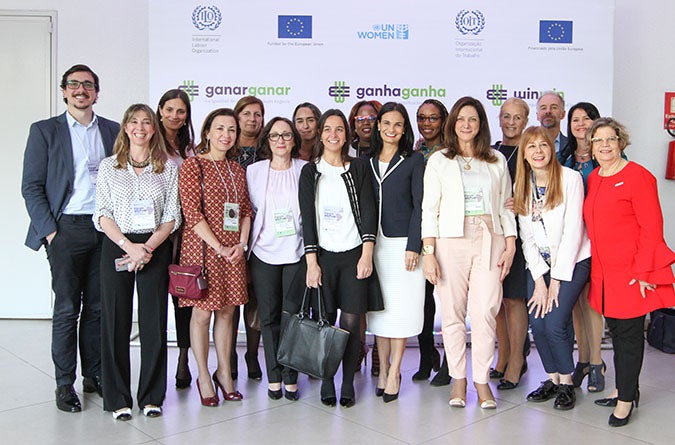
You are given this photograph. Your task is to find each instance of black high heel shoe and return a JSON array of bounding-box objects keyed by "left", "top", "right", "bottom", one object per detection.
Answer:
[
  {"left": 245, "top": 352, "right": 262, "bottom": 380},
  {"left": 430, "top": 355, "right": 451, "bottom": 386},
  {"left": 383, "top": 374, "right": 401, "bottom": 403},
  {"left": 594, "top": 397, "right": 618, "bottom": 407},
  {"left": 175, "top": 347, "right": 192, "bottom": 389},
  {"left": 412, "top": 348, "right": 440, "bottom": 381},
  {"left": 571, "top": 361, "right": 590, "bottom": 388},
  {"left": 339, "top": 383, "right": 355, "bottom": 408},
  {"left": 321, "top": 380, "right": 336, "bottom": 407},
  {"left": 609, "top": 404, "right": 634, "bottom": 427},
  {"left": 587, "top": 360, "right": 606, "bottom": 392}
]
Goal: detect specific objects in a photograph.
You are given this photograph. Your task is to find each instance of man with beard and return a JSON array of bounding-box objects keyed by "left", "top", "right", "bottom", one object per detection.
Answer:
[
  {"left": 536, "top": 91, "right": 568, "bottom": 154},
  {"left": 21, "top": 64, "right": 119, "bottom": 412}
]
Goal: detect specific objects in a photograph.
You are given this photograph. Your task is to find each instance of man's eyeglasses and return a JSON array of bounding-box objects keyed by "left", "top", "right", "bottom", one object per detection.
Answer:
[
  {"left": 65, "top": 80, "right": 96, "bottom": 91},
  {"left": 417, "top": 115, "right": 441, "bottom": 123},
  {"left": 355, "top": 115, "right": 376, "bottom": 123},
  {"left": 268, "top": 132, "right": 294, "bottom": 142}
]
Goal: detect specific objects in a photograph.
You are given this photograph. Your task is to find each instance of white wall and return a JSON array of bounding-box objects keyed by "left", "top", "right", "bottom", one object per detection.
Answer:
[
  {"left": 614, "top": 0, "right": 675, "bottom": 246},
  {"left": 2, "top": 0, "right": 674, "bottom": 243},
  {"left": 1, "top": 0, "right": 149, "bottom": 120}
]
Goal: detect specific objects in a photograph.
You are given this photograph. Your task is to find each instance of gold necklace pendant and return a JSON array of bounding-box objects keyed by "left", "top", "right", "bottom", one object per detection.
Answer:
[
  {"left": 464, "top": 163, "right": 471, "bottom": 170},
  {"left": 460, "top": 155, "right": 473, "bottom": 170}
]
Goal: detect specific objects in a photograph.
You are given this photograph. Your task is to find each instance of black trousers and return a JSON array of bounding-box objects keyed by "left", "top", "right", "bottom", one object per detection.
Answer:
[
  {"left": 46, "top": 214, "right": 102, "bottom": 386},
  {"left": 249, "top": 253, "right": 301, "bottom": 385},
  {"left": 417, "top": 280, "right": 437, "bottom": 365},
  {"left": 606, "top": 315, "right": 646, "bottom": 402},
  {"left": 170, "top": 234, "right": 191, "bottom": 348},
  {"left": 100, "top": 234, "right": 170, "bottom": 411}
]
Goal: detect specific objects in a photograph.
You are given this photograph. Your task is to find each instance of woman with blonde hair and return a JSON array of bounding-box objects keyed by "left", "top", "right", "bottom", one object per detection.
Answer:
[
  {"left": 95, "top": 104, "right": 181, "bottom": 419},
  {"left": 513, "top": 126, "right": 590, "bottom": 410}
]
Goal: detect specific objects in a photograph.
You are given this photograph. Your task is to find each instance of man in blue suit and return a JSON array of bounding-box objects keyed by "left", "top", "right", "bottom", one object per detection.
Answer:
[
  {"left": 536, "top": 91, "right": 568, "bottom": 154},
  {"left": 21, "top": 64, "right": 120, "bottom": 412}
]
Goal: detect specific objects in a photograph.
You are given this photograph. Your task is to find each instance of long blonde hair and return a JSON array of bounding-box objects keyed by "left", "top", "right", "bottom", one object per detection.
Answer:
[
  {"left": 513, "top": 126, "right": 563, "bottom": 215},
  {"left": 113, "top": 104, "right": 168, "bottom": 173}
]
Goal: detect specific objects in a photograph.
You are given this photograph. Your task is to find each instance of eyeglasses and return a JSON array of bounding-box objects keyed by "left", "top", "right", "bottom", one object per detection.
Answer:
[
  {"left": 268, "top": 132, "right": 294, "bottom": 142},
  {"left": 65, "top": 80, "right": 96, "bottom": 90},
  {"left": 590, "top": 136, "right": 620, "bottom": 145},
  {"left": 354, "top": 115, "right": 376, "bottom": 123},
  {"left": 417, "top": 115, "right": 441, "bottom": 123}
]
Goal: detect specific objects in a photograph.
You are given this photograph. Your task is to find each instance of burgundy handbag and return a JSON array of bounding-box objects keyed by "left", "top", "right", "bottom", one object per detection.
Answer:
[
  {"left": 168, "top": 263, "right": 207, "bottom": 299},
  {"left": 168, "top": 159, "right": 208, "bottom": 299}
]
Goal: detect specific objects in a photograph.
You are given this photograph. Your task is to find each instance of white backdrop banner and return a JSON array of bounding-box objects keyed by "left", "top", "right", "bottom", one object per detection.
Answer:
[{"left": 149, "top": 0, "right": 614, "bottom": 142}]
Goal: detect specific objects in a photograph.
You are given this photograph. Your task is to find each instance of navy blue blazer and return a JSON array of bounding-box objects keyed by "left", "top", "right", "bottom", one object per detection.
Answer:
[
  {"left": 369, "top": 151, "right": 424, "bottom": 253},
  {"left": 21, "top": 112, "right": 119, "bottom": 250}
]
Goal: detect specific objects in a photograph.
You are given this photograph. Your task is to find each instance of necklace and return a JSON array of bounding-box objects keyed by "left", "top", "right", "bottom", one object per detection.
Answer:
[
  {"left": 459, "top": 155, "right": 474, "bottom": 170},
  {"left": 574, "top": 150, "right": 591, "bottom": 160},
  {"left": 129, "top": 154, "right": 150, "bottom": 168}
]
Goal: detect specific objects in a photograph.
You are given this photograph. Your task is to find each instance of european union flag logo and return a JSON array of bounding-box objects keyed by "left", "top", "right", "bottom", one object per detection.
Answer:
[
  {"left": 278, "top": 15, "right": 312, "bottom": 39},
  {"left": 539, "top": 20, "right": 573, "bottom": 44}
]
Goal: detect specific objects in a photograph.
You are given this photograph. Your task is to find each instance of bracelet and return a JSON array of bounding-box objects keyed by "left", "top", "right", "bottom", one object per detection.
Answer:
[
  {"left": 143, "top": 244, "right": 154, "bottom": 253},
  {"left": 117, "top": 237, "right": 127, "bottom": 248}
]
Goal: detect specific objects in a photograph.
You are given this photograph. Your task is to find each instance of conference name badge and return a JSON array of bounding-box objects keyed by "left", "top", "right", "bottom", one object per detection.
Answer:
[
  {"left": 273, "top": 208, "right": 296, "bottom": 237},
  {"left": 464, "top": 187, "right": 485, "bottom": 216},
  {"left": 224, "top": 202, "right": 240, "bottom": 232},
  {"left": 132, "top": 199, "right": 155, "bottom": 231}
]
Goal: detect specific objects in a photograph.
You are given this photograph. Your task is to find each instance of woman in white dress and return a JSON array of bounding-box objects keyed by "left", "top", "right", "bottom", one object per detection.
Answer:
[{"left": 367, "top": 102, "right": 425, "bottom": 402}]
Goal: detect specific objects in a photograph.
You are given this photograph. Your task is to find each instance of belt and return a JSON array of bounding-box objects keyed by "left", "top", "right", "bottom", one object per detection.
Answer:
[{"left": 60, "top": 214, "right": 94, "bottom": 222}]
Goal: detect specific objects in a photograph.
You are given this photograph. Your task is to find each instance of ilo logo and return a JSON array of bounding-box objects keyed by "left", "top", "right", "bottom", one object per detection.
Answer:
[
  {"left": 329, "top": 81, "right": 350, "bottom": 103},
  {"left": 192, "top": 5, "right": 222, "bottom": 31},
  {"left": 455, "top": 10, "right": 485, "bottom": 36}
]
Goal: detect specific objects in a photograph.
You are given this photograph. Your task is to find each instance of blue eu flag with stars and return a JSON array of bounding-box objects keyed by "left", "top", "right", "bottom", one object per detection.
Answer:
[
  {"left": 278, "top": 15, "right": 312, "bottom": 38},
  {"left": 539, "top": 20, "right": 573, "bottom": 44}
]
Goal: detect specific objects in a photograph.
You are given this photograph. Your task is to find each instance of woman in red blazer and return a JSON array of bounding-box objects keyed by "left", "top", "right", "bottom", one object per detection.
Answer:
[{"left": 583, "top": 117, "right": 675, "bottom": 427}]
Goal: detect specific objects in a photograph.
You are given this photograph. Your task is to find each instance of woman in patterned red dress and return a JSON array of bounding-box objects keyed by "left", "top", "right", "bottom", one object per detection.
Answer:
[{"left": 178, "top": 108, "right": 252, "bottom": 406}]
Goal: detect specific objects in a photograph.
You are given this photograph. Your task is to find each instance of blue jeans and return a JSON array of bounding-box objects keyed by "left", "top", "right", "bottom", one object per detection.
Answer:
[{"left": 528, "top": 258, "right": 591, "bottom": 375}]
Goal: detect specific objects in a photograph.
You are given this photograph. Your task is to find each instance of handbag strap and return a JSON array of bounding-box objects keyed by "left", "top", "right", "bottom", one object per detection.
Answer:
[
  {"left": 195, "top": 158, "right": 207, "bottom": 276},
  {"left": 300, "top": 286, "right": 329, "bottom": 325}
]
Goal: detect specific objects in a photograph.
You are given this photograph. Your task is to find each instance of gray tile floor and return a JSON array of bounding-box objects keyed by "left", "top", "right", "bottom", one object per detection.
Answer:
[{"left": 1, "top": 319, "right": 673, "bottom": 444}]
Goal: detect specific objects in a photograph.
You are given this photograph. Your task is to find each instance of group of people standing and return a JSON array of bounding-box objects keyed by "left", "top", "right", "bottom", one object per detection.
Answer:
[{"left": 21, "top": 64, "right": 675, "bottom": 428}]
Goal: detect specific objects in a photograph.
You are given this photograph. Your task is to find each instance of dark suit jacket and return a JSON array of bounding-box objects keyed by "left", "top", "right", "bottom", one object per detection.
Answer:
[
  {"left": 21, "top": 112, "right": 119, "bottom": 250},
  {"left": 557, "top": 132, "right": 568, "bottom": 155},
  {"left": 369, "top": 151, "right": 424, "bottom": 253}
]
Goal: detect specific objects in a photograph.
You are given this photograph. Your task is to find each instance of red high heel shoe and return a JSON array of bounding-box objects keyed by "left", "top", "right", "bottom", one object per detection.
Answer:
[
  {"left": 213, "top": 372, "right": 243, "bottom": 401},
  {"left": 196, "top": 378, "right": 219, "bottom": 407}
]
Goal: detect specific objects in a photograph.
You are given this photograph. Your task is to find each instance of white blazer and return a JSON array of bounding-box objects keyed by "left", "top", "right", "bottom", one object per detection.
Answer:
[
  {"left": 518, "top": 166, "right": 591, "bottom": 282},
  {"left": 421, "top": 148, "right": 516, "bottom": 239}
]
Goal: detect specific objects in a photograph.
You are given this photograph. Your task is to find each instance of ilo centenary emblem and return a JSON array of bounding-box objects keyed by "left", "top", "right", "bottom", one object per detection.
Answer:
[
  {"left": 455, "top": 10, "right": 485, "bottom": 36},
  {"left": 192, "top": 5, "right": 222, "bottom": 31}
]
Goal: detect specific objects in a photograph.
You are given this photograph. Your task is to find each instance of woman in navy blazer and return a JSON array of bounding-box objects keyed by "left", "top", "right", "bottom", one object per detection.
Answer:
[
  {"left": 246, "top": 117, "right": 307, "bottom": 401},
  {"left": 367, "top": 102, "right": 425, "bottom": 402}
]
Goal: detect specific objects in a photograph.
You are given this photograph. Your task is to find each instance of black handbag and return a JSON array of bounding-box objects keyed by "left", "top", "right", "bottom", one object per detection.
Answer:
[
  {"left": 647, "top": 308, "right": 675, "bottom": 354},
  {"left": 277, "top": 286, "right": 349, "bottom": 380}
]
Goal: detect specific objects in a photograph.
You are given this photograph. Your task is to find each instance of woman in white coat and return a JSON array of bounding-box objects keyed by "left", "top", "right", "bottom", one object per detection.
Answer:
[{"left": 513, "top": 126, "right": 591, "bottom": 411}]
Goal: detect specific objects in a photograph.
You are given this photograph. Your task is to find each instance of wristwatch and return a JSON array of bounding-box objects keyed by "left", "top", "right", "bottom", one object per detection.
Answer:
[
  {"left": 422, "top": 245, "right": 435, "bottom": 255},
  {"left": 240, "top": 242, "right": 248, "bottom": 253}
]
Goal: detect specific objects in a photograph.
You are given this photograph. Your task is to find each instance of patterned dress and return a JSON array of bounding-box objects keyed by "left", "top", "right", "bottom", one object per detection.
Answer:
[{"left": 178, "top": 156, "right": 252, "bottom": 310}]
